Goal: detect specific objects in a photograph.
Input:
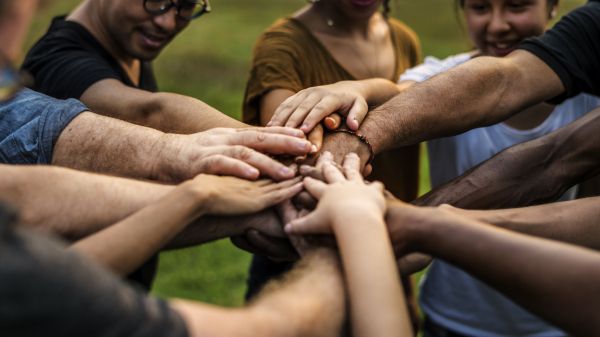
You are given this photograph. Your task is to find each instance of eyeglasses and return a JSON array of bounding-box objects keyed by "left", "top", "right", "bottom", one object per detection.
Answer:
[
  {"left": 0, "top": 55, "right": 23, "bottom": 104},
  {"left": 143, "top": 0, "right": 211, "bottom": 21}
]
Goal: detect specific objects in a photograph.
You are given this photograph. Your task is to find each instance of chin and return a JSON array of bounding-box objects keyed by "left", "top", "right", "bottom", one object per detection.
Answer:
[{"left": 131, "top": 48, "right": 163, "bottom": 62}]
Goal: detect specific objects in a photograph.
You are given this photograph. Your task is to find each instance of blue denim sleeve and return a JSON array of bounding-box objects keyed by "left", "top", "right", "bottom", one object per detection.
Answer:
[{"left": 0, "top": 88, "right": 87, "bottom": 164}]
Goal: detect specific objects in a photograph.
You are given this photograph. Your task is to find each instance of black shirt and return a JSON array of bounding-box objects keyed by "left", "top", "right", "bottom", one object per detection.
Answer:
[
  {"left": 0, "top": 205, "right": 188, "bottom": 337},
  {"left": 22, "top": 16, "right": 158, "bottom": 99},
  {"left": 519, "top": 0, "right": 600, "bottom": 103}
]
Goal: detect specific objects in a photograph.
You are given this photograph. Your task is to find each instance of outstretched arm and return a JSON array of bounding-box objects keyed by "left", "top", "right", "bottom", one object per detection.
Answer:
[
  {"left": 52, "top": 112, "right": 312, "bottom": 182},
  {"left": 443, "top": 196, "right": 600, "bottom": 250},
  {"left": 71, "top": 175, "right": 302, "bottom": 276},
  {"left": 387, "top": 201, "right": 600, "bottom": 337},
  {"left": 81, "top": 79, "right": 246, "bottom": 133},
  {"left": 0, "top": 164, "right": 171, "bottom": 239},
  {"left": 0, "top": 164, "right": 290, "bottom": 258},
  {"left": 319, "top": 51, "right": 563, "bottom": 168},
  {"left": 361, "top": 51, "right": 563, "bottom": 153},
  {"left": 414, "top": 106, "right": 600, "bottom": 209},
  {"left": 172, "top": 248, "right": 346, "bottom": 337}
]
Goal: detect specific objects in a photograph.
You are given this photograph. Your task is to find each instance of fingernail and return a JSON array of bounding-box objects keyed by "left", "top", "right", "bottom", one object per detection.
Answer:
[
  {"left": 297, "top": 141, "right": 311, "bottom": 151},
  {"left": 311, "top": 144, "right": 318, "bottom": 153},
  {"left": 266, "top": 121, "right": 273, "bottom": 126},
  {"left": 284, "top": 224, "right": 292, "bottom": 232},
  {"left": 280, "top": 167, "right": 293, "bottom": 176},
  {"left": 246, "top": 168, "right": 259, "bottom": 178}
]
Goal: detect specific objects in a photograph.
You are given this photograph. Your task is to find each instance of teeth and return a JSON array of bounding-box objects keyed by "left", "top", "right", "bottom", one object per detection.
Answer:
[{"left": 494, "top": 43, "right": 511, "bottom": 49}]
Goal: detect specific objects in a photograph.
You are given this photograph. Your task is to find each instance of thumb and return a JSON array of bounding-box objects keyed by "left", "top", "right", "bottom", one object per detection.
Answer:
[
  {"left": 284, "top": 210, "right": 329, "bottom": 235},
  {"left": 346, "top": 98, "right": 369, "bottom": 131}
]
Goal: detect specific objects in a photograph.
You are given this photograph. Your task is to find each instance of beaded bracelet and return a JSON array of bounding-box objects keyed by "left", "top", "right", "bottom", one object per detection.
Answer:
[{"left": 329, "top": 129, "right": 375, "bottom": 166}]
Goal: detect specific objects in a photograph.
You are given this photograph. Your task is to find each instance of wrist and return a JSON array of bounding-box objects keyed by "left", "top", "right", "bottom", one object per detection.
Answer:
[
  {"left": 323, "top": 130, "right": 373, "bottom": 167},
  {"left": 176, "top": 180, "right": 212, "bottom": 217},
  {"left": 331, "top": 205, "right": 385, "bottom": 231},
  {"left": 150, "top": 133, "right": 185, "bottom": 182},
  {"left": 386, "top": 201, "right": 435, "bottom": 250}
]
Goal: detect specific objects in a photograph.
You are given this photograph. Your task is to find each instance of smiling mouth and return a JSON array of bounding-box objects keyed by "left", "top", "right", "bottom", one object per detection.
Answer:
[
  {"left": 349, "top": 0, "right": 378, "bottom": 7},
  {"left": 139, "top": 30, "right": 171, "bottom": 49},
  {"left": 488, "top": 41, "right": 518, "bottom": 56}
]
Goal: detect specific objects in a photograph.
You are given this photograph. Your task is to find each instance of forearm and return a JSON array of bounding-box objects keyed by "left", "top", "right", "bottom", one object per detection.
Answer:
[
  {"left": 353, "top": 78, "right": 401, "bottom": 107},
  {"left": 146, "top": 92, "right": 246, "bottom": 132},
  {"left": 166, "top": 209, "right": 284, "bottom": 250},
  {"left": 413, "top": 207, "right": 600, "bottom": 336},
  {"left": 361, "top": 51, "right": 562, "bottom": 153},
  {"left": 80, "top": 80, "right": 246, "bottom": 133},
  {"left": 0, "top": 164, "right": 171, "bottom": 239},
  {"left": 414, "top": 107, "right": 600, "bottom": 209},
  {"left": 174, "top": 248, "right": 345, "bottom": 337},
  {"left": 71, "top": 187, "right": 206, "bottom": 276},
  {"left": 447, "top": 196, "right": 600, "bottom": 249},
  {"left": 52, "top": 111, "right": 168, "bottom": 180},
  {"left": 334, "top": 210, "right": 411, "bottom": 337}
]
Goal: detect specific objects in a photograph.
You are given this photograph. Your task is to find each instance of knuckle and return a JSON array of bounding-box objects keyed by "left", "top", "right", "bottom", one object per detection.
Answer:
[
  {"left": 234, "top": 146, "right": 253, "bottom": 161},
  {"left": 200, "top": 155, "right": 219, "bottom": 173},
  {"left": 255, "top": 132, "right": 267, "bottom": 143}
]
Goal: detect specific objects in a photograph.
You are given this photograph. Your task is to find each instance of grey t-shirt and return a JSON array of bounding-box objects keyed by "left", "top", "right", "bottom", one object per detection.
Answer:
[{"left": 0, "top": 205, "right": 189, "bottom": 337}]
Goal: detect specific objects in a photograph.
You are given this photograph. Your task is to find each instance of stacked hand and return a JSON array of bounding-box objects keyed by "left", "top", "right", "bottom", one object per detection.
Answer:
[
  {"left": 268, "top": 81, "right": 370, "bottom": 133},
  {"left": 285, "top": 152, "right": 385, "bottom": 235},
  {"left": 155, "top": 126, "right": 313, "bottom": 182},
  {"left": 183, "top": 174, "right": 303, "bottom": 216}
]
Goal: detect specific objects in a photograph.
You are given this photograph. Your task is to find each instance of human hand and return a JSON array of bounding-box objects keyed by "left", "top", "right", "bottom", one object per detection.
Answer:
[
  {"left": 284, "top": 152, "right": 386, "bottom": 235},
  {"left": 268, "top": 81, "right": 369, "bottom": 133},
  {"left": 184, "top": 174, "right": 303, "bottom": 216},
  {"left": 277, "top": 200, "right": 316, "bottom": 257},
  {"left": 385, "top": 199, "right": 451, "bottom": 275},
  {"left": 229, "top": 209, "right": 299, "bottom": 261},
  {"left": 156, "top": 127, "right": 313, "bottom": 182},
  {"left": 396, "top": 253, "right": 432, "bottom": 276},
  {"left": 230, "top": 231, "right": 299, "bottom": 261}
]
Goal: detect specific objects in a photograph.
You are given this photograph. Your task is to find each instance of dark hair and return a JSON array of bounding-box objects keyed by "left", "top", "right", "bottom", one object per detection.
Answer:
[{"left": 383, "top": 0, "right": 391, "bottom": 18}]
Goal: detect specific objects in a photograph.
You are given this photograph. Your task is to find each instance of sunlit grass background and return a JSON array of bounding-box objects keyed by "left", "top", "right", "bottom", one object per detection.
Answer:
[{"left": 27, "top": 0, "right": 586, "bottom": 306}]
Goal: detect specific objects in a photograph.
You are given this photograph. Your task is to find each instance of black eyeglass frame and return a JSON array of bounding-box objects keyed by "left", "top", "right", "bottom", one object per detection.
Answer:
[{"left": 143, "top": 0, "right": 211, "bottom": 21}]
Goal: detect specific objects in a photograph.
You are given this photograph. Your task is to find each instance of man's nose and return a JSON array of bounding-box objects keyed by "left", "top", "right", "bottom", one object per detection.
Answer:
[{"left": 152, "top": 7, "right": 178, "bottom": 33}]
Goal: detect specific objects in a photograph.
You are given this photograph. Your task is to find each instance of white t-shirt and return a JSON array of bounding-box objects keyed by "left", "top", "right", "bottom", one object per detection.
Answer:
[{"left": 400, "top": 53, "right": 600, "bottom": 337}]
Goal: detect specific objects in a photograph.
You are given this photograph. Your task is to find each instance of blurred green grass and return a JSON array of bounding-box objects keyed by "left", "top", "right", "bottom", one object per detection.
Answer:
[{"left": 27, "top": 0, "right": 585, "bottom": 307}]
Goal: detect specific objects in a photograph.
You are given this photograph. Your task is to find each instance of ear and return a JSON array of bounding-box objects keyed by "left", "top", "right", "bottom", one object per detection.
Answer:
[{"left": 548, "top": 2, "right": 558, "bottom": 19}]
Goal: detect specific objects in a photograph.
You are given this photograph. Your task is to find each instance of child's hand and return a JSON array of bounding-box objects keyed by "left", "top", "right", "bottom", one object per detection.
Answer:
[
  {"left": 284, "top": 152, "right": 385, "bottom": 235},
  {"left": 185, "top": 175, "right": 303, "bottom": 215},
  {"left": 268, "top": 81, "right": 370, "bottom": 133}
]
